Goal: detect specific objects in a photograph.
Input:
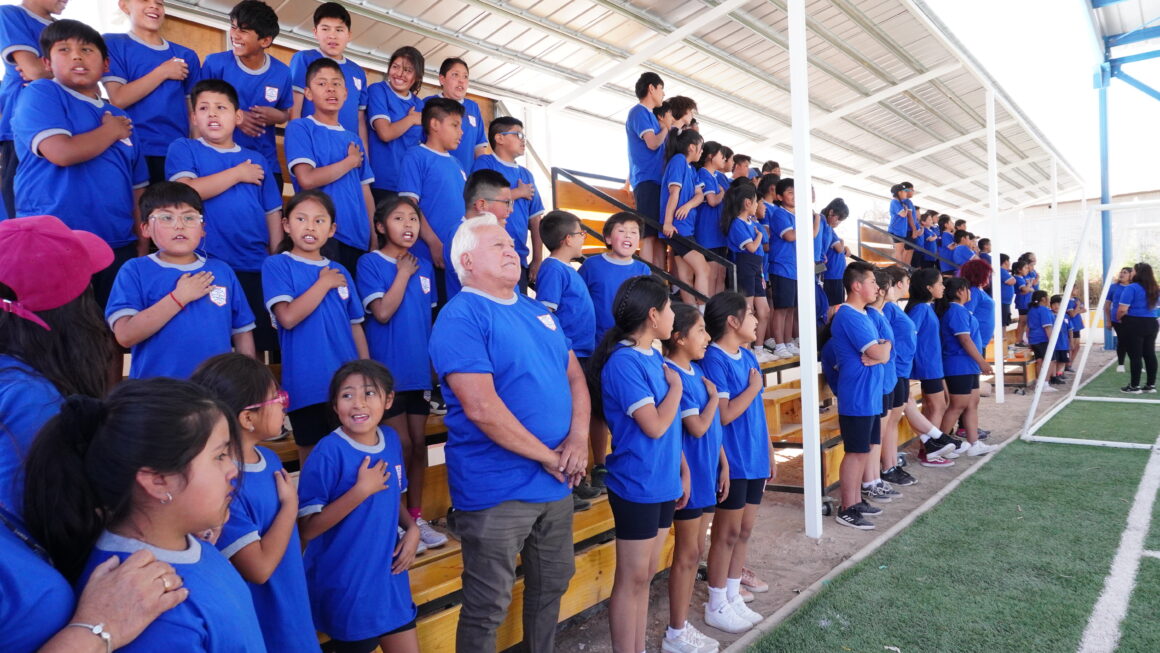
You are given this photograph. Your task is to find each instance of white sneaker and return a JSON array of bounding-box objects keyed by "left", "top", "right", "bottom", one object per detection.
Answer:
[
  {"left": 416, "top": 518, "right": 448, "bottom": 548},
  {"left": 753, "top": 347, "right": 776, "bottom": 364},
  {"left": 400, "top": 526, "right": 426, "bottom": 554},
  {"left": 786, "top": 342, "right": 800, "bottom": 355},
  {"left": 729, "top": 594, "right": 763, "bottom": 626},
  {"left": 662, "top": 623, "right": 719, "bottom": 653},
  {"left": 1117, "top": 365, "right": 1126, "bottom": 373},
  {"left": 945, "top": 439, "right": 971, "bottom": 459},
  {"left": 966, "top": 441, "right": 997, "bottom": 456},
  {"left": 703, "top": 600, "right": 752, "bottom": 634},
  {"left": 763, "top": 338, "right": 779, "bottom": 351},
  {"left": 774, "top": 344, "right": 792, "bottom": 359}
]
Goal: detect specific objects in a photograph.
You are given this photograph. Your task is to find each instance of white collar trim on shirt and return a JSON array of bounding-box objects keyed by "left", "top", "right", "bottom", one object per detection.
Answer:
[
  {"left": 437, "top": 93, "right": 466, "bottom": 105},
  {"left": 235, "top": 53, "right": 270, "bottom": 75},
  {"left": 373, "top": 250, "right": 398, "bottom": 264},
  {"left": 663, "top": 357, "right": 694, "bottom": 375},
  {"left": 619, "top": 338, "right": 654, "bottom": 355},
  {"left": 314, "top": 48, "right": 346, "bottom": 64},
  {"left": 128, "top": 31, "right": 171, "bottom": 52},
  {"left": 148, "top": 252, "right": 206, "bottom": 271},
  {"left": 306, "top": 115, "right": 346, "bottom": 132},
  {"left": 242, "top": 448, "right": 268, "bottom": 473},
  {"left": 490, "top": 155, "right": 520, "bottom": 169},
  {"left": 283, "top": 251, "right": 330, "bottom": 267},
  {"left": 838, "top": 303, "right": 868, "bottom": 315},
  {"left": 96, "top": 531, "right": 202, "bottom": 564},
  {"left": 709, "top": 342, "right": 742, "bottom": 360},
  {"left": 600, "top": 252, "right": 637, "bottom": 266},
  {"left": 52, "top": 78, "right": 104, "bottom": 108},
  {"left": 335, "top": 427, "right": 384, "bottom": 453},
  {"left": 197, "top": 137, "right": 241, "bottom": 154},
  {"left": 419, "top": 144, "right": 452, "bottom": 158},
  {"left": 19, "top": 5, "right": 52, "bottom": 25},
  {"left": 462, "top": 286, "right": 518, "bottom": 305},
  {"left": 392, "top": 88, "right": 414, "bottom": 101}
]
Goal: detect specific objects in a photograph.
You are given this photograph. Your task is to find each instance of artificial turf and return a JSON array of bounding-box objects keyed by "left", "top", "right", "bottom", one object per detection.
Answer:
[
  {"left": 751, "top": 439, "right": 1155, "bottom": 653},
  {"left": 1032, "top": 400, "right": 1160, "bottom": 445},
  {"left": 1076, "top": 359, "right": 1141, "bottom": 398}
]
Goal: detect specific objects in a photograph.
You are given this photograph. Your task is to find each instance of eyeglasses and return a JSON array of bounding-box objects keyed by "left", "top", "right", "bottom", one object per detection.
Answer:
[
  {"left": 483, "top": 197, "right": 513, "bottom": 206},
  {"left": 497, "top": 130, "right": 526, "bottom": 141},
  {"left": 569, "top": 231, "right": 586, "bottom": 237},
  {"left": 244, "top": 389, "right": 289, "bottom": 411},
  {"left": 150, "top": 213, "right": 204, "bottom": 227}
]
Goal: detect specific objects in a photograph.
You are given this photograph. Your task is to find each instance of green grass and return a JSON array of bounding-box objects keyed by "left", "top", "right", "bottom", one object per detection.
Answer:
[
  {"left": 751, "top": 441, "right": 1152, "bottom": 653},
  {"left": 1076, "top": 361, "right": 1134, "bottom": 398},
  {"left": 1119, "top": 559, "right": 1160, "bottom": 652},
  {"left": 1034, "top": 401, "right": 1160, "bottom": 444}
]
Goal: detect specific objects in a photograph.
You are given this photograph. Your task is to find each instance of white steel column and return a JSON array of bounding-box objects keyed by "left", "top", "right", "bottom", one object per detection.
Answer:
[
  {"left": 788, "top": 0, "right": 823, "bottom": 539},
  {"left": 986, "top": 88, "right": 1005, "bottom": 402},
  {"left": 1052, "top": 159, "right": 1060, "bottom": 291}
]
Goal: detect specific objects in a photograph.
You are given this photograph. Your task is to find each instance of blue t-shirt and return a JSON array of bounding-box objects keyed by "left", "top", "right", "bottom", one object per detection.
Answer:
[
  {"left": 939, "top": 232, "right": 955, "bottom": 273},
  {"left": 971, "top": 287, "right": 996, "bottom": 353},
  {"left": 1014, "top": 275, "right": 1032, "bottom": 310},
  {"left": 165, "top": 138, "right": 283, "bottom": 272},
  {"left": 199, "top": 52, "right": 294, "bottom": 174},
  {"left": 700, "top": 344, "right": 770, "bottom": 479},
  {"left": 980, "top": 252, "right": 992, "bottom": 265},
  {"left": 940, "top": 303, "right": 980, "bottom": 376},
  {"left": 356, "top": 251, "right": 436, "bottom": 392},
  {"left": 884, "top": 302, "right": 916, "bottom": 380},
  {"left": 289, "top": 50, "right": 367, "bottom": 136},
  {"left": 867, "top": 306, "right": 895, "bottom": 396},
  {"left": 727, "top": 217, "right": 759, "bottom": 254},
  {"left": 422, "top": 94, "right": 488, "bottom": 172},
  {"left": 12, "top": 79, "right": 148, "bottom": 247},
  {"left": 1067, "top": 298, "right": 1084, "bottom": 332},
  {"left": 1000, "top": 268, "right": 1015, "bottom": 305},
  {"left": 906, "top": 302, "right": 944, "bottom": 380},
  {"left": 767, "top": 205, "right": 796, "bottom": 279},
  {"left": 602, "top": 345, "right": 683, "bottom": 503},
  {"left": 578, "top": 253, "right": 652, "bottom": 341},
  {"left": 660, "top": 153, "right": 700, "bottom": 238},
  {"left": 102, "top": 33, "right": 201, "bottom": 157},
  {"left": 0, "top": 357, "right": 61, "bottom": 517},
  {"left": 824, "top": 226, "right": 847, "bottom": 281},
  {"left": 285, "top": 116, "right": 375, "bottom": 251},
  {"left": 262, "top": 253, "right": 363, "bottom": 410},
  {"left": 81, "top": 532, "right": 266, "bottom": 653},
  {"left": 0, "top": 4, "right": 50, "bottom": 142},
  {"left": 829, "top": 305, "right": 884, "bottom": 416},
  {"left": 106, "top": 255, "right": 255, "bottom": 379},
  {"left": 888, "top": 198, "right": 909, "bottom": 237},
  {"left": 2, "top": 517, "right": 75, "bottom": 653},
  {"left": 536, "top": 257, "right": 597, "bottom": 358},
  {"left": 429, "top": 289, "right": 574, "bottom": 511},
  {"left": 366, "top": 83, "right": 424, "bottom": 192},
  {"left": 694, "top": 168, "right": 726, "bottom": 249},
  {"left": 1027, "top": 304, "right": 1052, "bottom": 345},
  {"left": 217, "top": 448, "right": 318, "bottom": 653},
  {"left": 397, "top": 144, "right": 467, "bottom": 264},
  {"left": 471, "top": 154, "right": 546, "bottom": 265},
  {"left": 1119, "top": 283, "right": 1157, "bottom": 318},
  {"left": 952, "top": 245, "right": 975, "bottom": 268},
  {"left": 625, "top": 103, "right": 664, "bottom": 186},
  {"left": 298, "top": 428, "right": 414, "bottom": 641},
  {"left": 1108, "top": 283, "right": 1127, "bottom": 324},
  {"left": 665, "top": 358, "right": 724, "bottom": 510},
  {"left": 1028, "top": 269, "right": 1040, "bottom": 289}
]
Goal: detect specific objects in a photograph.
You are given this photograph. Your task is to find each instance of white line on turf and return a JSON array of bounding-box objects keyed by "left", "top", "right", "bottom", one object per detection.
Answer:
[
  {"left": 1076, "top": 432, "right": 1160, "bottom": 653},
  {"left": 1142, "top": 550, "right": 1160, "bottom": 560}
]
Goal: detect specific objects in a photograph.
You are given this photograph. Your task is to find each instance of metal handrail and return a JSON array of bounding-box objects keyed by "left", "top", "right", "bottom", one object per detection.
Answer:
[{"left": 857, "top": 219, "right": 960, "bottom": 271}]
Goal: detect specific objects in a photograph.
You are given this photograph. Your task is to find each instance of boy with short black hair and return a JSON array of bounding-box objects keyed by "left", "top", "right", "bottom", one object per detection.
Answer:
[
  {"left": 626, "top": 72, "right": 669, "bottom": 271},
  {"left": 441, "top": 168, "right": 512, "bottom": 300},
  {"left": 762, "top": 160, "right": 780, "bottom": 177},
  {"left": 999, "top": 253, "right": 1016, "bottom": 327},
  {"left": 289, "top": 1, "right": 368, "bottom": 148},
  {"left": 425, "top": 57, "right": 490, "bottom": 172},
  {"left": 166, "top": 78, "right": 283, "bottom": 354},
  {"left": 0, "top": 0, "right": 66, "bottom": 220},
  {"left": 1027, "top": 290, "right": 1065, "bottom": 387},
  {"left": 937, "top": 215, "right": 956, "bottom": 274},
  {"left": 12, "top": 19, "right": 148, "bottom": 306},
  {"left": 537, "top": 210, "right": 596, "bottom": 361},
  {"left": 951, "top": 230, "right": 975, "bottom": 269},
  {"left": 730, "top": 153, "right": 751, "bottom": 180},
  {"left": 103, "top": 0, "right": 202, "bottom": 182},
  {"left": 887, "top": 183, "right": 912, "bottom": 266},
  {"left": 106, "top": 181, "right": 256, "bottom": 379},
  {"left": 473, "top": 116, "right": 546, "bottom": 286},
  {"left": 978, "top": 238, "right": 992, "bottom": 264},
  {"left": 200, "top": 0, "right": 293, "bottom": 188},
  {"left": 285, "top": 57, "right": 375, "bottom": 275}
]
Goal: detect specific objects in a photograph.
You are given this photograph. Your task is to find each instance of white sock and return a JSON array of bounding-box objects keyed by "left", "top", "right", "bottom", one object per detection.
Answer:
[
  {"left": 862, "top": 481, "right": 876, "bottom": 489},
  {"left": 708, "top": 586, "right": 727, "bottom": 610},
  {"left": 726, "top": 577, "right": 742, "bottom": 601},
  {"left": 925, "top": 427, "right": 942, "bottom": 439},
  {"left": 698, "top": 304, "right": 706, "bottom": 314},
  {"left": 666, "top": 622, "right": 686, "bottom": 639},
  {"left": 919, "top": 433, "right": 931, "bottom": 443},
  {"left": 875, "top": 479, "right": 884, "bottom": 487}
]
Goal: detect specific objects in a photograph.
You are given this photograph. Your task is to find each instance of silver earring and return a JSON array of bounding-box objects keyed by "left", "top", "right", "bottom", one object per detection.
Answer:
[{"left": 160, "top": 492, "right": 173, "bottom": 505}]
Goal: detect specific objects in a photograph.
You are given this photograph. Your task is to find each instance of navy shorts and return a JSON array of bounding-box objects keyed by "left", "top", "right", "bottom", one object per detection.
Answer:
[
  {"left": 839, "top": 414, "right": 881, "bottom": 454},
  {"left": 944, "top": 373, "right": 980, "bottom": 395},
  {"left": 288, "top": 402, "right": 339, "bottom": 447},
  {"left": 673, "top": 505, "right": 716, "bottom": 521},
  {"left": 1002, "top": 304, "right": 1012, "bottom": 327},
  {"left": 919, "top": 378, "right": 946, "bottom": 395},
  {"left": 770, "top": 274, "right": 797, "bottom": 308},
  {"left": 669, "top": 235, "right": 695, "bottom": 258},
  {"left": 385, "top": 389, "right": 431, "bottom": 418},
  {"left": 1053, "top": 350, "right": 1071, "bottom": 363},
  {"left": 1030, "top": 342, "right": 1047, "bottom": 361},
  {"left": 891, "top": 376, "right": 909, "bottom": 409},
  {"left": 322, "top": 619, "right": 417, "bottom": 653},
  {"left": 609, "top": 491, "right": 676, "bottom": 540},
  {"left": 1018, "top": 307, "right": 1030, "bottom": 316},
  {"left": 717, "top": 477, "right": 766, "bottom": 510},
  {"left": 735, "top": 251, "right": 766, "bottom": 298},
  {"left": 633, "top": 181, "right": 661, "bottom": 239}
]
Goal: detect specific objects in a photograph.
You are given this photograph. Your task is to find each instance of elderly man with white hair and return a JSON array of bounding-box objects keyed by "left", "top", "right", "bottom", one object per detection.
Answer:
[{"left": 429, "top": 214, "right": 590, "bottom": 653}]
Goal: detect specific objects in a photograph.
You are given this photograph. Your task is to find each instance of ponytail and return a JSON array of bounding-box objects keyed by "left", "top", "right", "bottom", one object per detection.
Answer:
[
  {"left": 587, "top": 275, "right": 670, "bottom": 419},
  {"left": 936, "top": 277, "right": 970, "bottom": 316},
  {"left": 704, "top": 292, "right": 747, "bottom": 341},
  {"left": 719, "top": 183, "right": 756, "bottom": 241},
  {"left": 906, "top": 268, "right": 941, "bottom": 314}
]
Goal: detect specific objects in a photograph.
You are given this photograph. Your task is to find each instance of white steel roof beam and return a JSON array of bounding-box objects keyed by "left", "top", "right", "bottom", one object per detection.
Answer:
[{"left": 835, "top": 121, "right": 1017, "bottom": 189}]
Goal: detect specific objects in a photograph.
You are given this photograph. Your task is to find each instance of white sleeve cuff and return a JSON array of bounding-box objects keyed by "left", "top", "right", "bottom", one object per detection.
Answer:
[
  {"left": 30, "top": 128, "right": 71, "bottom": 158},
  {"left": 168, "top": 171, "right": 197, "bottom": 181},
  {"left": 1, "top": 45, "right": 37, "bottom": 63},
  {"left": 370, "top": 114, "right": 390, "bottom": 124},
  {"left": 101, "top": 75, "right": 128, "bottom": 84},
  {"left": 859, "top": 340, "right": 876, "bottom": 353},
  {"left": 679, "top": 408, "right": 699, "bottom": 418},
  {"left": 626, "top": 396, "right": 655, "bottom": 416},
  {"left": 219, "top": 531, "right": 260, "bottom": 559},
  {"left": 297, "top": 504, "right": 324, "bottom": 518},
  {"left": 362, "top": 291, "right": 384, "bottom": 310},
  {"left": 287, "top": 157, "right": 316, "bottom": 169},
  {"left": 265, "top": 295, "right": 294, "bottom": 312},
  {"left": 232, "top": 323, "right": 257, "bottom": 335},
  {"left": 106, "top": 308, "right": 139, "bottom": 328},
  {"left": 540, "top": 300, "right": 559, "bottom": 310}
]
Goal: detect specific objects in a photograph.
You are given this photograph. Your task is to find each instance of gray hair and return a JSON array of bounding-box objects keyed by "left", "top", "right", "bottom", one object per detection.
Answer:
[{"left": 450, "top": 212, "right": 500, "bottom": 283}]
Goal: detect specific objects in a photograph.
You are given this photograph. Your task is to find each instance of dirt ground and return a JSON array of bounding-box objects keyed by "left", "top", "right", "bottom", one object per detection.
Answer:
[{"left": 551, "top": 351, "right": 1112, "bottom": 652}]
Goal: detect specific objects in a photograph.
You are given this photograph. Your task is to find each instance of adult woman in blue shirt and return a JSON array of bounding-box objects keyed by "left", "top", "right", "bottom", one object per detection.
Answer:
[{"left": 1116, "top": 262, "right": 1160, "bottom": 393}]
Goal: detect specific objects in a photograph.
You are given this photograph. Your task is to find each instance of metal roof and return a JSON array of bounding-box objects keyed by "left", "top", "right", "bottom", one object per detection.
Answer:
[{"left": 170, "top": 0, "right": 1084, "bottom": 216}]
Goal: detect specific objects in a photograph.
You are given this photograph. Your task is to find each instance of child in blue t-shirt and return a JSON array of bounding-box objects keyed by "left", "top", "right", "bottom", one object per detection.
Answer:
[
  {"left": 536, "top": 210, "right": 597, "bottom": 359},
  {"left": 472, "top": 116, "right": 547, "bottom": 284},
  {"left": 863, "top": 270, "right": 903, "bottom": 505},
  {"left": 1047, "top": 294, "right": 1072, "bottom": 386},
  {"left": 700, "top": 292, "right": 773, "bottom": 631},
  {"left": 22, "top": 378, "right": 266, "bottom": 652},
  {"left": 367, "top": 45, "right": 425, "bottom": 204},
  {"left": 166, "top": 79, "right": 283, "bottom": 353},
  {"left": 764, "top": 177, "right": 802, "bottom": 358},
  {"left": 1012, "top": 258, "right": 1034, "bottom": 344},
  {"left": 722, "top": 183, "right": 771, "bottom": 363},
  {"left": 905, "top": 269, "right": 950, "bottom": 449},
  {"left": 199, "top": 0, "right": 293, "bottom": 186},
  {"left": 1107, "top": 266, "right": 1133, "bottom": 372},
  {"left": 662, "top": 303, "right": 728, "bottom": 651},
  {"left": 289, "top": 2, "right": 368, "bottom": 147},
  {"left": 821, "top": 199, "right": 851, "bottom": 305},
  {"left": 425, "top": 57, "right": 490, "bottom": 173},
  {"left": 263, "top": 190, "right": 368, "bottom": 461},
  {"left": 694, "top": 142, "right": 728, "bottom": 292},
  {"left": 103, "top": 0, "right": 201, "bottom": 182},
  {"left": 937, "top": 216, "right": 956, "bottom": 274},
  {"left": 11, "top": 20, "right": 148, "bottom": 306},
  {"left": 999, "top": 253, "right": 1016, "bottom": 326},
  {"left": 661, "top": 130, "right": 707, "bottom": 306},
  {"left": 589, "top": 275, "right": 686, "bottom": 653},
  {"left": 951, "top": 230, "right": 975, "bottom": 270},
  {"left": 887, "top": 183, "right": 912, "bottom": 266},
  {"left": 297, "top": 360, "right": 420, "bottom": 651},
  {"left": 191, "top": 353, "right": 319, "bottom": 653},
  {"left": 1066, "top": 286, "right": 1085, "bottom": 363},
  {"left": 356, "top": 197, "right": 448, "bottom": 551},
  {"left": 0, "top": 0, "right": 63, "bottom": 220},
  {"left": 936, "top": 277, "right": 993, "bottom": 455},
  {"left": 106, "top": 182, "right": 256, "bottom": 379},
  {"left": 285, "top": 57, "right": 376, "bottom": 275}
]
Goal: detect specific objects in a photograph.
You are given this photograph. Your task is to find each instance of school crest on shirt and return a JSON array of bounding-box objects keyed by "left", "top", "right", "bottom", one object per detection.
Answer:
[
  {"left": 209, "top": 285, "right": 227, "bottom": 307},
  {"left": 353, "top": 78, "right": 363, "bottom": 91},
  {"left": 264, "top": 86, "right": 279, "bottom": 102},
  {"left": 337, "top": 285, "right": 350, "bottom": 300},
  {"left": 419, "top": 275, "right": 431, "bottom": 295},
  {"left": 537, "top": 314, "right": 557, "bottom": 331},
  {"left": 467, "top": 114, "right": 477, "bottom": 128}
]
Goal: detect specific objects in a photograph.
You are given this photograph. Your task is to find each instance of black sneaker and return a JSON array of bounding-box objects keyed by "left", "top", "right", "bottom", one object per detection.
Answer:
[
  {"left": 1048, "top": 376, "right": 1064, "bottom": 386},
  {"left": 897, "top": 468, "right": 918, "bottom": 485},
  {"left": 851, "top": 500, "right": 883, "bottom": 516},
  {"left": 572, "top": 493, "right": 591, "bottom": 512},
  {"left": 882, "top": 466, "right": 917, "bottom": 487},
  {"left": 589, "top": 464, "right": 608, "bottom": 492},
  {"left": 923, "top": 436, "right": 956, "bottom": 459},
  {"left": 862, "top": 484, "right": 892, "bottom": 503},
  {"left": 834, "top": 507, "right": 876, "bottom": 530},
  {"left": 977, "top": 428, "right": 991, "bottom": 440},
  {"left": 1122, "top": 385, "right": 1144, "bottom": 394},
  {"left": 573, "top": 481, "right": 601, "bottom": 500},
  {"left": 1144, "top": 385, "right": 1157, "bottom": 394}
]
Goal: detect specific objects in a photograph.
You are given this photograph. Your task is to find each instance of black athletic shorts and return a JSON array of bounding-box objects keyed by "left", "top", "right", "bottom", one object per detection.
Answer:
[
  {"left": 673, "top": 505, "right": 716, "bottom": 521},
  {"left": 717, "top": 477, "right": 766, "bottom": 510},
  {"left": 891, "top": 376, "right": 909, "bottom": 409},
  {"left": 944, "top": 373, "right": 980, "bottom": 395},
  {"left": 385, "top": 389, "right": 431, "bottom": 418},
  {"left": 770, "top": 274, "right": 797, "bottom": 309},
  {"left": 288, "top": 402, "right": 339, "bottom": 447},
  {"left": 609, "top": 490, "right": 676, "bottom": 540},
  {"left": 669, "top": 236, "right": 695, "bottom": 258},
  {"left": 919, "top": 378, "right": 946, "bottom": 395},
  {"left": 735, "top": 251, "right": 766, "bottom": 298},
  {"left": 1030, "top": 342, "right": 1047, "bottom": 361},
  {"left": 633, "top": 181, "right": 661, "bottom": 239},
  {"left": 322, "top": 619, "right": 417, "bottom": 653},
  {"left": 839, "top": 414, "right": 881, "bottom": 454}
]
